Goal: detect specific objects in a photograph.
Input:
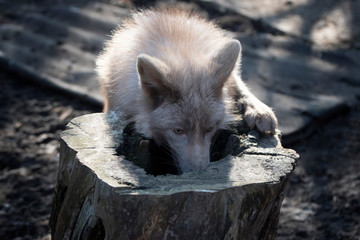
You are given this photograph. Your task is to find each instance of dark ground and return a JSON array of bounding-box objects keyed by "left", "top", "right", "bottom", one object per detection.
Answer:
[
  {"left": 0, "top": 71, "right": 100, "bottom": 239},
  {"left": 0, "top": 0, "right": 360, "bottom": 239},
  {"left": 0, "top": 70, "right": 359, "bottom": 240}
]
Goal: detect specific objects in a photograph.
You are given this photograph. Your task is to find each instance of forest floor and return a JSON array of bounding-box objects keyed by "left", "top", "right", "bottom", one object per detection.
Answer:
[{"left": 0, "top": 0, "right": 360, "bottom": 239}]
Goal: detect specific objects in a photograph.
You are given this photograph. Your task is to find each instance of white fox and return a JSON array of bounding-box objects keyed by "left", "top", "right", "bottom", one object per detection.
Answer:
[{"left": 96, "top": 9, "right": 278, "bottom": 173}]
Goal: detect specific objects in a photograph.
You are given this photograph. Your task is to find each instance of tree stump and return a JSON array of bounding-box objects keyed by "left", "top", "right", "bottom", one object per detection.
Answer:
[{"left": 50, "top": 113, "right": 298, "bottom": 240}]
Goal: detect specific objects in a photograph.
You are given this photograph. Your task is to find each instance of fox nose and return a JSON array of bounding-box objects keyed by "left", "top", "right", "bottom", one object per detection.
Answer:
[
  {"left": 178, "top": 143, "right": 210, "bottom": 172},
  {"left": 180, "top": 155, "right": 209, "bottom": 172},
  {"left": 194, "top": 159, "right": 209, "bottom": 171},
  {"left": 190, "top": 149, "right": 210, "bottom": 171}
]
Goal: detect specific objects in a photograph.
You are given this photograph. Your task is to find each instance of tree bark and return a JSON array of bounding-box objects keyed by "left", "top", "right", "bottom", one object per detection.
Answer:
[{"left": 50, "top": 113, "right": 298, "bottom": 240}]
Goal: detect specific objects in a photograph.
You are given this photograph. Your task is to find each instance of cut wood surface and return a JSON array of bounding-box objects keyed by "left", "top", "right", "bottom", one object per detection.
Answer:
[{"left": 50, "top": 113, "right": 298, "bottom": 240}]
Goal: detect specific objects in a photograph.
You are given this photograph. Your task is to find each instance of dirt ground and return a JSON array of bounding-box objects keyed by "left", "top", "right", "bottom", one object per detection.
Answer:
[
  {"left": 278, "top": 104, "right": 360, "bottom": 239},
  {"left": 0, "top": 71, "right": 100, "bottom": 239},
  {"left": 0, "top": 0, "right": 360, "bottom": 238},
  {"left": 1, "top": 68, "right": 359, "bottom": 240}
]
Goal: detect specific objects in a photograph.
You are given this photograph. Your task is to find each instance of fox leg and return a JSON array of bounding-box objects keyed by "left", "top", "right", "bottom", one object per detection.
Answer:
[{"left": 233, "top": 78, "right": 278, "bottom": 134}]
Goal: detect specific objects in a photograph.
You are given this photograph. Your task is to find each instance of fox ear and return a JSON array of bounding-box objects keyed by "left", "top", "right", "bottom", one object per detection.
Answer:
[
  {"left": 137, "top": 54, "right": 171, "bottom": 109},
  {"left": 211, "top": 40, "right": 241, "bottom": 95}
]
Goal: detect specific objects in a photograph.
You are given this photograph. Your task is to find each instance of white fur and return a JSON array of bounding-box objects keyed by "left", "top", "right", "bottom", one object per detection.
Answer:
[{"left": 96, "top": 9, "right": 278, "bottom": 172}]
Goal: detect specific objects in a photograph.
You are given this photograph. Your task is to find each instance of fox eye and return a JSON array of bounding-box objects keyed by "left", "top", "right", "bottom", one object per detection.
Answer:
[
  {"left": 173, "top": 128, "right": 184, "bottom": 135},
  {"left": 206, "top": 126, "right": 214, "bottom": 133}
]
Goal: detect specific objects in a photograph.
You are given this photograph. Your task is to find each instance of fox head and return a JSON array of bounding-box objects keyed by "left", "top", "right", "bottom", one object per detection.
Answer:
[{"left": 135, "top": 40, "right": 241, "bottom": 173}]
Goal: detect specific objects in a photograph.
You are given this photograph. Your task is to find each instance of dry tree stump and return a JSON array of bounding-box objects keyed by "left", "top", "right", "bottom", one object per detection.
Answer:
[{"left": 50, "top": 113, "right": 298, "bottom": 240}]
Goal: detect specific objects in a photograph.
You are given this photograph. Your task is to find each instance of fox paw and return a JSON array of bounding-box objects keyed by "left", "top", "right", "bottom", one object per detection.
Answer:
[{"left": 240, "top": 102, "right": 278, "bottom": 134}]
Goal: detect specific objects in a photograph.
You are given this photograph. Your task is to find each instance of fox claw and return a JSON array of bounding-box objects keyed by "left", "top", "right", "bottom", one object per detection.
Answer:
[{"left": 240, "top": 102, "right": 278, "bottom": 134}]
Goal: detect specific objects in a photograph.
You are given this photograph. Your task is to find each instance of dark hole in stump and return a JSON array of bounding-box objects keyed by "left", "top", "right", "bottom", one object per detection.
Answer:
[{"left": 116, "top": 120, "right": 250, "bottom": 176}]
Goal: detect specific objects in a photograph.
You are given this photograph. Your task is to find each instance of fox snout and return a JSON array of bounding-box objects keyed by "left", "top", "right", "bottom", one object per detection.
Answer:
[{"left": 175, "top": 143, "right": 211, "bottom": 172}]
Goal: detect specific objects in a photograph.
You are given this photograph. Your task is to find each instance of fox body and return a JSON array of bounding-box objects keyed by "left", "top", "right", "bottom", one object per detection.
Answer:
[{"left": 96, "top": 9, "right": 277, "bottom": 173}]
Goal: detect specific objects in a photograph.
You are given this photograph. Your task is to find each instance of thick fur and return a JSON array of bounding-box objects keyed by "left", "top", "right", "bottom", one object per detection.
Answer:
[{"left": 96, "top": 9, "right": 278, "bottom": 172}]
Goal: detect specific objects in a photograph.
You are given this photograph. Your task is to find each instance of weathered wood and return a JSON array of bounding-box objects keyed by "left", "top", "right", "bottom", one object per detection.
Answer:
[{"left": 50, "top": 113, "right": 298, "bottom": 240}]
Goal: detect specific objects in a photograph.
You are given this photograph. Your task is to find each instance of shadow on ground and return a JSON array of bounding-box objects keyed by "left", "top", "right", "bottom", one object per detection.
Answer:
[{"left": 0, "top": 0, "right": 359, "bottom": 239}]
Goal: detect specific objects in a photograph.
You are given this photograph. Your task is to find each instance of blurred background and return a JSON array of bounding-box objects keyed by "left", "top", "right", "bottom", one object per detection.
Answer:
[{"left": 0, "top": 0, "right": 359, "bottom": 239}]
